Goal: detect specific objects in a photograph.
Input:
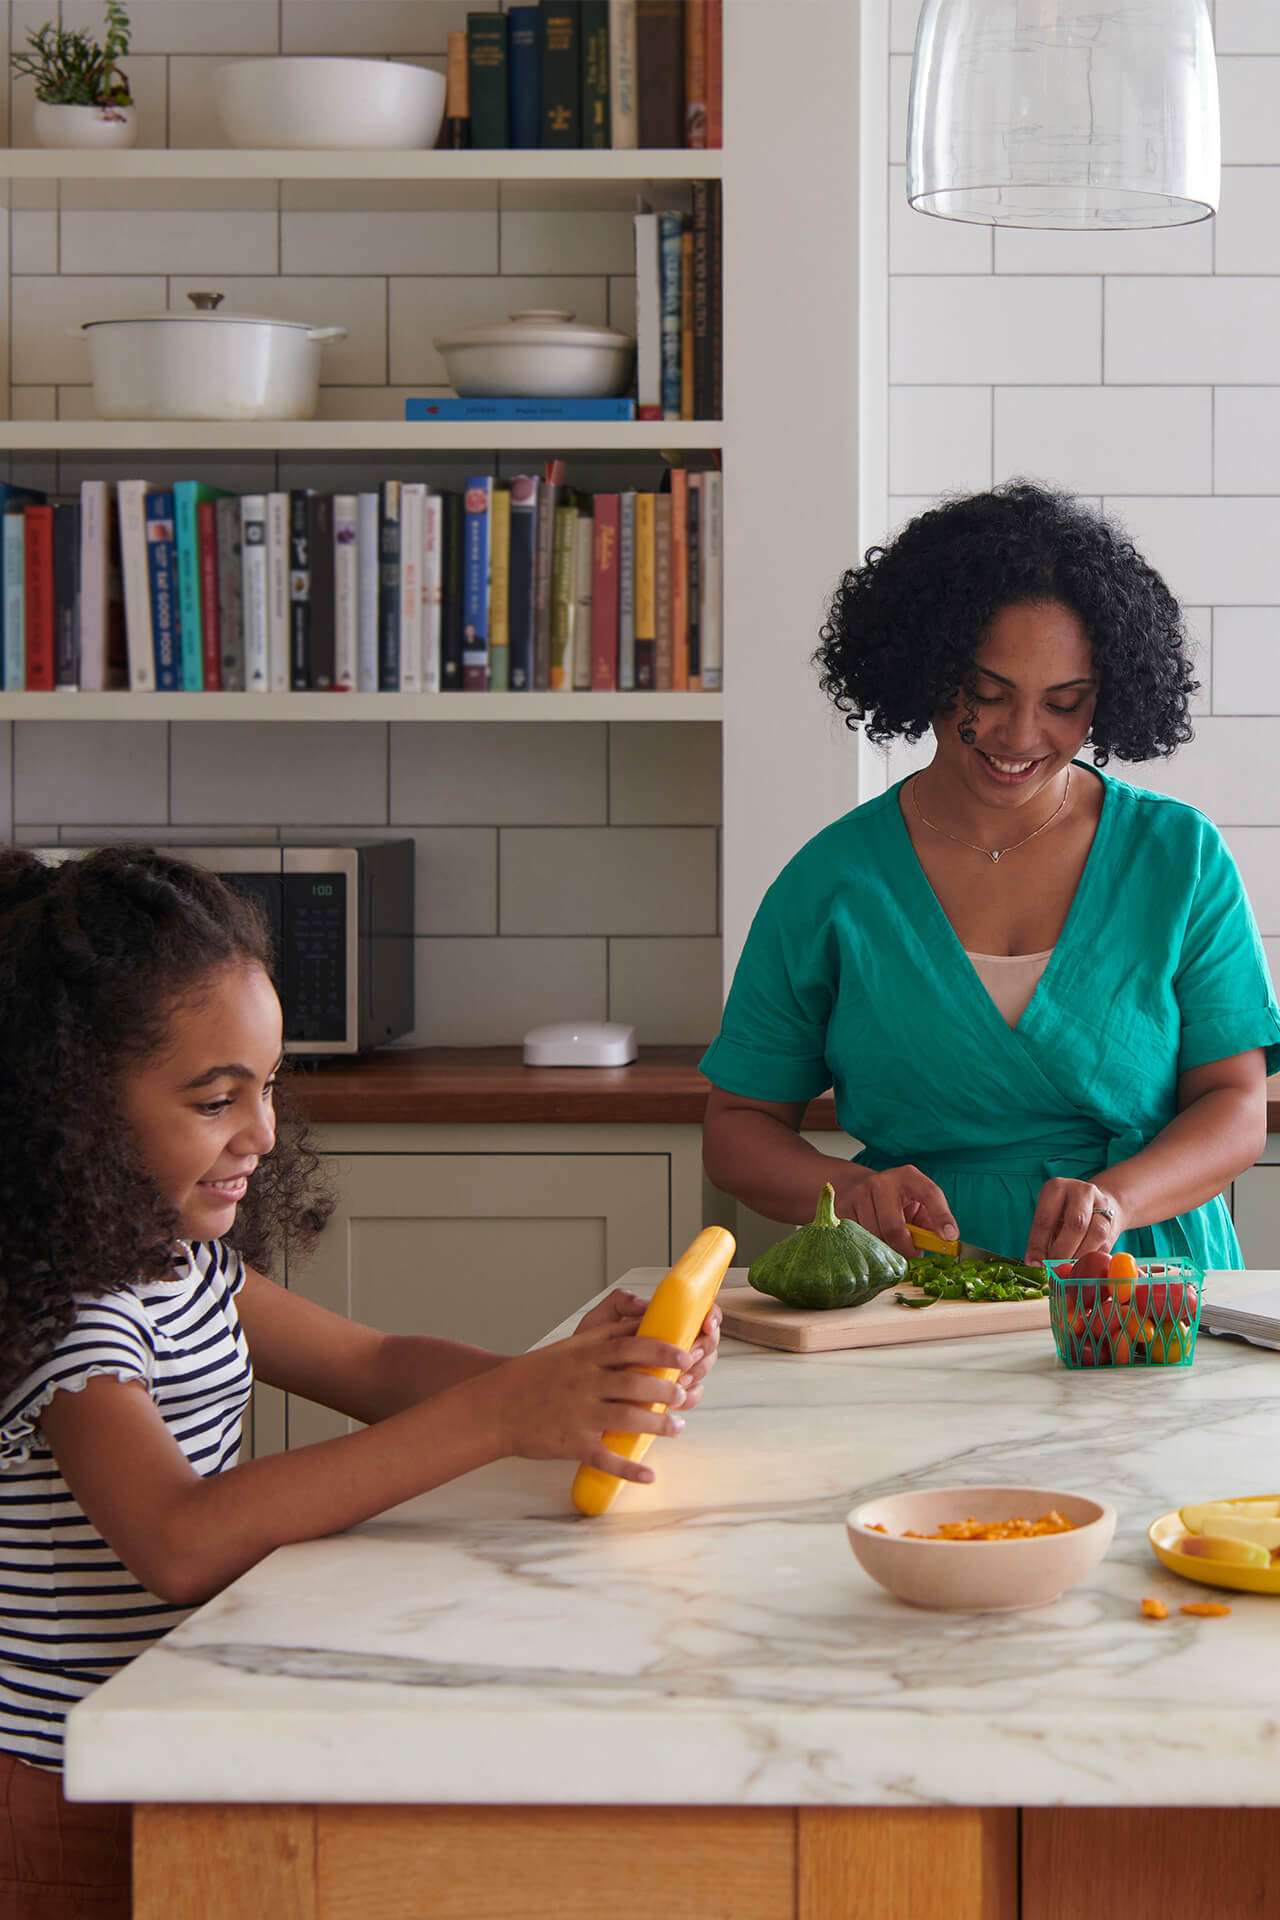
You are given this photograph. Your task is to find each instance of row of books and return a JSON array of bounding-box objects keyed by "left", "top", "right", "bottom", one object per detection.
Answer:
[
  {"left": 0, "top": 468, "right": 723, "bottom": 696},
  {"left": 449, "top": 0, "right": 721, "bottom": 151}
]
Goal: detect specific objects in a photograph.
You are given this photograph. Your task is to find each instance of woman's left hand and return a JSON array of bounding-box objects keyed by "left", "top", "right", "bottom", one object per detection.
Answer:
[
  {"left": 573, "top": 1288, "right": 722, "bottom": 1407},
  {"left": 1024, "top": 1180, "right": 1126, "bottom": 1265}
]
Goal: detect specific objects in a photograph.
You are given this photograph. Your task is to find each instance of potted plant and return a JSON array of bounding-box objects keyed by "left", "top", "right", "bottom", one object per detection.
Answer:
[{"left": 11, "top": 1, "right": 137, "bottom": 150}]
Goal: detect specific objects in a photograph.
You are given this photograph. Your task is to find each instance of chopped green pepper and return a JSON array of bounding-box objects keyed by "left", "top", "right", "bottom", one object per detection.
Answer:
[{"left": 895, "top": 1254, "right": 1049, "bottom": 1309}]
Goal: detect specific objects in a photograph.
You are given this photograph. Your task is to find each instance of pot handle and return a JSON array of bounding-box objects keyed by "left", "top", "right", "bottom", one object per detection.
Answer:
[{"left": 306, "top": 326, "right": 348, "bottom": 343}]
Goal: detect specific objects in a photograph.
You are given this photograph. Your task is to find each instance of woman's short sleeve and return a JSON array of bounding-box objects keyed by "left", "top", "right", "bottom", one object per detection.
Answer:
[
  {"left": 1175, "top": 819, "right": 1280, "bottom": 1077},
  {"left": 699, "top": 866, "right": 835, "bottom": 1103},
  {"left": 0, "top": 1295, "right": 154, "bottom": 1470}
]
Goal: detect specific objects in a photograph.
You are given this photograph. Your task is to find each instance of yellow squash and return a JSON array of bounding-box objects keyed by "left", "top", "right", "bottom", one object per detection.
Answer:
[{"left": 571, "top": 1225, "right": 736, "bottom": 1517}]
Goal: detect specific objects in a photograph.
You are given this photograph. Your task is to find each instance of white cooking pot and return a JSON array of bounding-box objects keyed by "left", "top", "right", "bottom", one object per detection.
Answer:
[
  {"left": 78, "top": 292, "right": 348, "bottom": 421},
  {"left": 433, "top": 309, "right": 635, "bottom": 399}
]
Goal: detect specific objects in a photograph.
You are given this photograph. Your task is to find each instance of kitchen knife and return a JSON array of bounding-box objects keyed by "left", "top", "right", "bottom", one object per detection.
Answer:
[{"left": 907, "top": 1224, "right": 1027, "bottom": 1265}]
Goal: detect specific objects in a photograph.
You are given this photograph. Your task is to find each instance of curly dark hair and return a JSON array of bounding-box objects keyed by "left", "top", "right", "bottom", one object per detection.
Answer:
[
  {"left": 814, "top": 481, "right": 1198, "bottom": 762},
  {"left": 0, "top": 843, "right": 334, "bottom": 1402}
]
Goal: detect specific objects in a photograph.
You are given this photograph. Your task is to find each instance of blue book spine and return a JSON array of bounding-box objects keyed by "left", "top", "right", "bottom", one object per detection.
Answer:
[
  {"left": 145, "top": 490, "right": 182, "bottom": 692},
  {"left": 658, "top": 211, "right": 684, "bottom": 421},
  {"left": 2, "top": 513, "right": 25, "bottom": 691},
  {"left": 508, "top": 4, "right": 540, "bottom": 148},
  {"left": 405, "top": 395, "right": 635, "bottom": 421},
  {"left": 462, "top": 477, "right": 493, "bottom": 691},
  {"left": 173, "top": 482, "right": 206, "bottom": 691}
]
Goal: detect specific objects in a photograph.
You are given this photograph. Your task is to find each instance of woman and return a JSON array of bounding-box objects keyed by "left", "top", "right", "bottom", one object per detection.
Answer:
[{"left": 701, "top": 483, "right": 1280, "bottom": 1268}]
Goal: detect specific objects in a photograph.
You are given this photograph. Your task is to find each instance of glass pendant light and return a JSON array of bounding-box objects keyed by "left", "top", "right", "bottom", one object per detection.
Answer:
[{"left": 907, "top": 0, "right": 1220, "bottom": 229}]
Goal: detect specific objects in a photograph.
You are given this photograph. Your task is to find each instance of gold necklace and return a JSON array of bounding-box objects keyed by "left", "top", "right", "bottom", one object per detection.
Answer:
[{"left": 911, "top": 767, "right": 1073, "bottom": 865}]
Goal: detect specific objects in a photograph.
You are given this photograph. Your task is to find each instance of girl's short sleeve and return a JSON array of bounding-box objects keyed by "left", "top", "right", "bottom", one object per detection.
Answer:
[
  {"left": 1175, "top": 819, "right": 1280, "bottom": 1077},
  {"left": 0, "top": 1295, "right": 154, "bottom": 1470},
  {"left": 699, "top": 865, "right": 835, "bottom": 1103}
]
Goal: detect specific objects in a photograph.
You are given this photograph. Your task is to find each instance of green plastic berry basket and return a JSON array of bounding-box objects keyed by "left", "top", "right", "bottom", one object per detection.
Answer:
[{"left": 1045, "top": 1258, "right": 1205, "bottom": 1370}]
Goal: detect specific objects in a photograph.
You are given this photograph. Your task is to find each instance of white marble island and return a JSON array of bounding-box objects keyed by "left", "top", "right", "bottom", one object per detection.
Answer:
[{"left": 69, "top": 1270, "right": 1280, "bottom": 1920}]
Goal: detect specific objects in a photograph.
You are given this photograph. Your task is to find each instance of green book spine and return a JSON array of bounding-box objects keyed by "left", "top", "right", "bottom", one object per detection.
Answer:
[
  {"left": 539, "top": 0, "right": 582, "bottom": 147},
  {"left": 467, "top": 12, "right": 509, "bottom": 148},
  {"left": 581, "top": 0, "right": 610, "bottom": 149}
]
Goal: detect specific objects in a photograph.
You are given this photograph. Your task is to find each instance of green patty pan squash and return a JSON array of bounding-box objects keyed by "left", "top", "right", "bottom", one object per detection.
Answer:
[{"left": 747, "top": 1183, "right": 907, "bottom": 1311}]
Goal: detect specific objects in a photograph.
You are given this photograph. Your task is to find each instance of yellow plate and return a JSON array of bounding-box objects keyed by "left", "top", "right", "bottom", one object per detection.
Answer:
[{"left": 1148, "top": 1497, "right": 1280, "bottom": 1596}]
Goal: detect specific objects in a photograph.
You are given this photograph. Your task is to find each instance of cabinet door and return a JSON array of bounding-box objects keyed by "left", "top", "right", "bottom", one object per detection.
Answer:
[
  {"left": 1231, "top": 1165, "right": 1280, "bottom": 1268},
  {"left": 278, "top": 1152, "right": 671, "bottom": 1448}
]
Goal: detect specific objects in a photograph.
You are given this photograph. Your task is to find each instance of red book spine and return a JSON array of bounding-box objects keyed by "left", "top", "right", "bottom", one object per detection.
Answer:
[
  {"left": 591, "top": 494, "right": 620, "bottom": 691},
  {"left": 197, "top": 500, "right": 222, "bottom": 691},
  {"left": 24, "top": 506, "right": 55, "bottom": 690},
  {"left": 706, "top": 0, "right": 723, "bottom": 148}
]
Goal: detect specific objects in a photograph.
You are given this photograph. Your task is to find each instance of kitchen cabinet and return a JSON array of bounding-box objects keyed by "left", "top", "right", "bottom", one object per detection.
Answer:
[
  {"left": 1231, "top": 1152, "right": 1280, "bottom": 1269},
  {"left": 251, "top": 1122, "right": 710, "bottom": 1452}
]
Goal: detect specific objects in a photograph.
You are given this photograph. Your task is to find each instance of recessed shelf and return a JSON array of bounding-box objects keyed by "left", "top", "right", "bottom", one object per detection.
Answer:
[
  {"left": 0, "top": 421, "right": 722, "bottom": 453},
  {"left": 0, "top": 148, "right": 723, "bottom": 182},
  {"left": 0, "top": 692, "right": 723, "bottom": 721}
]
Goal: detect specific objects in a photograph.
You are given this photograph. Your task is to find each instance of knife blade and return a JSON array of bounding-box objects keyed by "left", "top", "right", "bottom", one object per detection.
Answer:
[{"left": 906, "top": 1224, "right": 1026, "bottom": 1265}]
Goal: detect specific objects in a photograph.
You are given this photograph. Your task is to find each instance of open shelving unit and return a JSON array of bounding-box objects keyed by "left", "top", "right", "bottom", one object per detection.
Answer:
[{"left": 0, "top": 1, "right": 862, "bottom": 986}]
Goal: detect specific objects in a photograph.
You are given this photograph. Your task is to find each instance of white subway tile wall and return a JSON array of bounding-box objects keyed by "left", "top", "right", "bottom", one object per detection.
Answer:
[
  {"left": 0, "top": 0, "right": 724, "bottom": 1041},
  {"left": 881, "top": 0, "right": 1280, "bottom": 995}
]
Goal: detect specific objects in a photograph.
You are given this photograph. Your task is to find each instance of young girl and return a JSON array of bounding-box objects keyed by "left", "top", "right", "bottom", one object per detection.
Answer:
[{"left": 0, "top": 843, "right": 721, "bottom": 1919}]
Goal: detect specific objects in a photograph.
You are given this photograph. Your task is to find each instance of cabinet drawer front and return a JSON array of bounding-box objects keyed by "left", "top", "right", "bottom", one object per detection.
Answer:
[{"left": 281, "top": 1153, "right": 671, "bottom": 1449}]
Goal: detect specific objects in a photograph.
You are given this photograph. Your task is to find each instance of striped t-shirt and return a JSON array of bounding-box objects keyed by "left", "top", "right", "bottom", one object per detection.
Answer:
[{"left": 0, "top": 1239, "right": 252, "bottom": 1770}]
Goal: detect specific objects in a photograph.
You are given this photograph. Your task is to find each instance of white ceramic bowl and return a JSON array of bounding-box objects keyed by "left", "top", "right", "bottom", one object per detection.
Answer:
[
  {"left": 434, "top": 309, "right": 636, "bottom": 399},
  {"left": 213, "top": 57, "right": 446, "bottom": 151},
  {"left": 847, "top": 1485, "right": 1116, "bottom": 1611}
]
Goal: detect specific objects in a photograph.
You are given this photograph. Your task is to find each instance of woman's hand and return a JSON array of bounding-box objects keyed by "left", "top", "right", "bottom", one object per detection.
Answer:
[
  {"left": 1024, "top": 1179, "right": 1125, "bottom": 1265},
  {"left": 487, "top": 1325, "right": 695, "bottom": 1484},
  {"left": 574, "top": 1287, "right": 722, "bottom": 1407},
  {"left": 837, "top": 1165, "right": 959, "bottom": 1261}
]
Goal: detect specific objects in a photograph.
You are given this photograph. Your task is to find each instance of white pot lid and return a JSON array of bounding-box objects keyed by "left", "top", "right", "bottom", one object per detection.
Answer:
[
  {"left": 433, "top": 308, "right": 634, "bottom": 352},
  {"left": 82, "top": 292, "right": 318, "bottom": 331}
]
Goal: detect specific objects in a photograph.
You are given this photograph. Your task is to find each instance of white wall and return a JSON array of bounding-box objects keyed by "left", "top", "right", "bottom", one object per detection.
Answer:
[{"left": 866, "top": 0, "right": 1280, "bottom": 998}]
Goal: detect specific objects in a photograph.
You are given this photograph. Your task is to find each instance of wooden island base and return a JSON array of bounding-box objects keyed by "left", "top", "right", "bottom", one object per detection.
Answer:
[{"left": 133, "top": 1804, "right": 1278, "bottom": 1920}]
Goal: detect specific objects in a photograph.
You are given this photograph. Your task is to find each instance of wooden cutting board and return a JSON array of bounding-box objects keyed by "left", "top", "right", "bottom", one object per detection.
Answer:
[{"left": 718, "top": 1271, "right": 1051, "bottom": 1353}]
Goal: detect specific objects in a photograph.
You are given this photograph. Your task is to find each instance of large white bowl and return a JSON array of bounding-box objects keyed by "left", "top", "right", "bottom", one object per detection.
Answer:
[
  {"left": 847, "top": 1484, "right": 1116, "bottom": 1611},
  {"left": 213, "top": 57, "right": 446, "bottom": 151}
]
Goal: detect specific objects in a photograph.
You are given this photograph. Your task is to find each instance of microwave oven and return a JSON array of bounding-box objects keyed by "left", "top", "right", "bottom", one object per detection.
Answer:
[{"left": 35, "top": 841, "right": 414, "bottom": 1056}]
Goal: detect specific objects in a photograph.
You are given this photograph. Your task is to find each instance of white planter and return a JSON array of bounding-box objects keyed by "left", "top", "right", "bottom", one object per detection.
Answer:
[
  {"left": 79, "top": 294, "right": 348, "bottom": 421},
  {"left": 213, "top": 57, "right": 446, "bottom": 151},
  {"left": 33, "top": 101, "right": 138, "bottom": 149}
]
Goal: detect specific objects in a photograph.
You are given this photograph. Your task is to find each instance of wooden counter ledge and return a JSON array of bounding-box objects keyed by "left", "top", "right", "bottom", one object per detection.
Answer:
[{"left": 286, "top": 1047, "right": 1280, "bottom": 1133}]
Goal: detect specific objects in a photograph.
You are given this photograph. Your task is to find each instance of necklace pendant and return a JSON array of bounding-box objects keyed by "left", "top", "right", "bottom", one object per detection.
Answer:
[{"left": 989, "top": 849, "right": 1002, "bottom": 863}]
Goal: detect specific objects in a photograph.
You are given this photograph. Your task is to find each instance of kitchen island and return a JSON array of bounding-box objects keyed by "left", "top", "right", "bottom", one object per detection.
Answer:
[{"left": 68, "top": 1270, "right": 1280, "bottom": 1920}]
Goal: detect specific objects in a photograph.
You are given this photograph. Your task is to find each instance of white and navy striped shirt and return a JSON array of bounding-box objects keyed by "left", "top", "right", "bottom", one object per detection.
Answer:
[{"left": 0, "top": 1239, "right": 252, "bottom": 1770}]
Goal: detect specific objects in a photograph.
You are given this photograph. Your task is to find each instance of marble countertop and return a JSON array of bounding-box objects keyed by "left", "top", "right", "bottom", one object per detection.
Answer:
[{"left": 66, "top": 1270, "right": 1280, "bottom": 1808}]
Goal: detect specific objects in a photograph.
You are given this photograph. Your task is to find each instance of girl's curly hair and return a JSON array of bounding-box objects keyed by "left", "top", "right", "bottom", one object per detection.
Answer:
[
  {"left": 814, "top": 481, "right": 1198, "bottom": 762},
  {"left": 0, "top": 843, "right": 334, "bottom": 1402}
]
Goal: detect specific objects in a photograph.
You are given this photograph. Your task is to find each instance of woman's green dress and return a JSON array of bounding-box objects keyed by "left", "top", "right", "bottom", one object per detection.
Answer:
[{"left": 701, "top": 766, "right": 1280, "bottom": 1267}]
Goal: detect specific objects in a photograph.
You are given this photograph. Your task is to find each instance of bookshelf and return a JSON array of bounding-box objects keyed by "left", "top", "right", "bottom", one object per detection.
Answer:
[{"left": 0, "top": 0, "right": 862, "bottom": 987}]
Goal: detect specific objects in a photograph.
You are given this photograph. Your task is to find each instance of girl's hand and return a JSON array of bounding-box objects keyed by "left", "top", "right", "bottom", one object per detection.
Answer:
[
  {"left": 1024, "top": 1179, "right": 1125, "bottom": 1265},
  {"left": 837, "top": 1165, "right": 959, "bottom": 1262},
  {"left": 573, "top": 1288, "right": 723, "bottom": 1409},
  {"left": 573, "top": 1286, "right": 648, "bottom": 1339},
  {"left": 485, "top": 1327, "right": 695, "bottom": 1484}
]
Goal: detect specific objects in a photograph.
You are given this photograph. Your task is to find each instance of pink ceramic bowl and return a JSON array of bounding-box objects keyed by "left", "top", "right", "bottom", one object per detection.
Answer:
[{"left": 846, "top": 1484, "right": 1116, "bottom": 1611}]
